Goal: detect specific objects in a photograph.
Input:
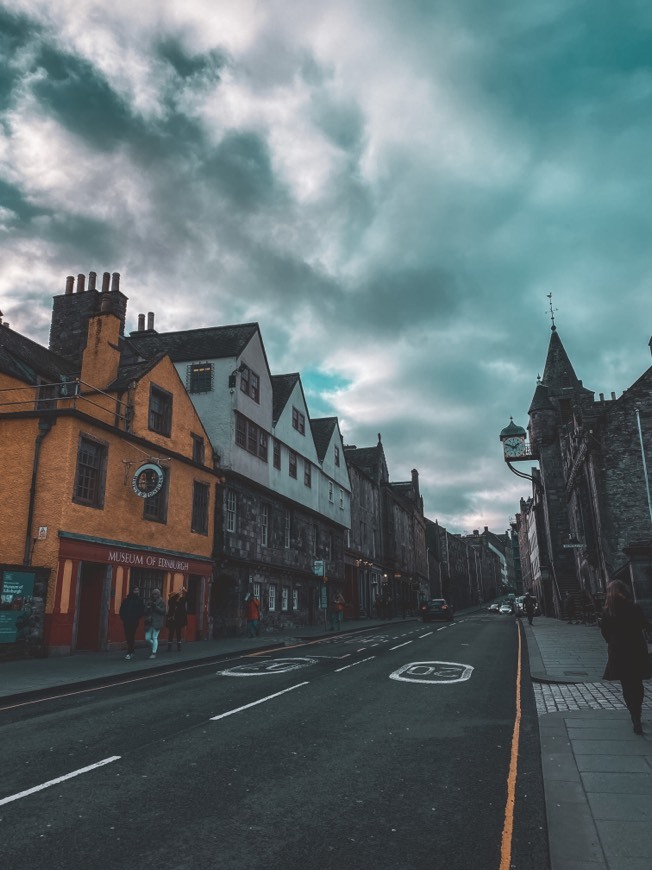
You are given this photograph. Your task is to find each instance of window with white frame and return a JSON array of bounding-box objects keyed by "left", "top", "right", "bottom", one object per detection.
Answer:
[
  {"left": 284, "top": 510, "right": 291, "bottom": 548},
  {"left": 261, "top": 503, "right": 269, "bottom": 546},
  {"left": 226, "top": 489, "right": 237, "bottom": 532},
  {"left": 281, "top": 586, "right": 289, "bottom": 611},
  {"left": 339, "top": 488, "right": 344, "bottom": 509},
  {"left": 292, "top": 588, "right": 299, "bottom": 610},
  {"left": 268, "top": 584, "right": 277, "bottom": 611},
  {"left": 253, "top": 581, "right": 261, "bottom": 599}
]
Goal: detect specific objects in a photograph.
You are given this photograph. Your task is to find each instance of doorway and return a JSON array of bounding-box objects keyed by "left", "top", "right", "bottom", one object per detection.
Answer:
[{"left": 75, "top": 563, "right": 109, "bottom": 651}]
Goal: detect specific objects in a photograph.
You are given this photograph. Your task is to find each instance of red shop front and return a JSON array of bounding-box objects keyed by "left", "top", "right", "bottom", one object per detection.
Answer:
[{"left": 45, "top": 533, "right": 214, "bottom": 655}]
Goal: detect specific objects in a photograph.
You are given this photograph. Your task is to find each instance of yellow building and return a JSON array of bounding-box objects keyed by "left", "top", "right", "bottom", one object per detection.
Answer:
[{"left": 0, "top": 275, "right": 218, "bottom": 654}]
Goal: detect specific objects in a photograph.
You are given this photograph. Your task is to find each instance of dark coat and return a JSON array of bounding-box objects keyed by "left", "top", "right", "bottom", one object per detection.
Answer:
[
  {"left": 119, "top": 592, "right": 145, "bottom": 626},
  {"left": 601, "top": 597, "right": 651, "bottom": 681},
  {"left": 166, "top": 593, "right": 188, "bottom": 629}
]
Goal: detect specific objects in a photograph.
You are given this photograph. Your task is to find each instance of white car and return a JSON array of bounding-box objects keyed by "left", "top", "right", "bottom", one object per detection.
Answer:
[{"left": 499, "top": 604, "right": 513, "bottom": 614}]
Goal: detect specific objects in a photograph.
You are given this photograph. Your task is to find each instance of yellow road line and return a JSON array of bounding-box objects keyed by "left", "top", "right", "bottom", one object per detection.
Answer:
[{"left": 500, "top": 619, "right": 523, "bottom": 870}]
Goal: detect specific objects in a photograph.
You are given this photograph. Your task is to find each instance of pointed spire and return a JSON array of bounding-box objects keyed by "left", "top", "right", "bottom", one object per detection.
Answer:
[{"left": 541, "top": 329, "right": 580, "bottom": 391}]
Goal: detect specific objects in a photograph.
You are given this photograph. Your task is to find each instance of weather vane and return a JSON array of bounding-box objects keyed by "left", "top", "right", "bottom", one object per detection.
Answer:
[{"left": 546, "top": 293, "right": 558, "bottom": 329}]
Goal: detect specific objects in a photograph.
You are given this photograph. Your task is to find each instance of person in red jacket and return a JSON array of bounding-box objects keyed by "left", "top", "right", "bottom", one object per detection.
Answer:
[{"left": 245, "top": 592, "right": 261, "bottom": 637}]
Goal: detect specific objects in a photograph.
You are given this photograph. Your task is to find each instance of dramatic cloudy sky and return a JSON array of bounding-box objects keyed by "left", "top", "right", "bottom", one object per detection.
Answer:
[{"left": 1, "top": 0, "right": 651, "bottom": 534}]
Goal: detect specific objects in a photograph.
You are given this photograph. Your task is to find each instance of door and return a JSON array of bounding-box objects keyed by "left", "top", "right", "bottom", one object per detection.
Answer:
[{"left": 75, "top": 563, "right": 107, "bottom": 651}]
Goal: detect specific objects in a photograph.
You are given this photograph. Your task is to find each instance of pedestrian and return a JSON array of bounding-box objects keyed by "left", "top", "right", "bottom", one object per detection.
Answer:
[
  {"left": 524, "top": 592, "right": 536, "bottom": 626},
  {"left": 601, "top": 580, "right": 651, "bottom": 735},
  {"left": 166, "top": 587, "right": 188, "bottom": 652},
  {"left": 144, "top": 588, "right": 166, "bottom": 659},
  {"left": 563, "top": 592, "right": 576, "bottom": 624},
  {"left": 245, "top": 592, "right": 261, "bottom": 637},
  {"left": 119, "top": 585, "right": 145, "bottom": 660},
  {"left": 329, "top": 591, "right": 345, "bottom": 631}
]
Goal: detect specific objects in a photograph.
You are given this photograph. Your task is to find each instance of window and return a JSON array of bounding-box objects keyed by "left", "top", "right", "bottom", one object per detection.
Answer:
[
  {"left": 144, "top": 469, "right": 169, "bottom": 523},
  {"left": 339, "top": 489, "right": 344, "bottom": 509},
  {"left": 130, "top": 568, "right": 165, "bottom": 602},
  {"left": 187, "top": 362, "right": 213, "bottom": 393},
  {"left": 268, "top": 584, "right": 277, "bottom": 611},
  {"left": 292, "top": 588, "right": 299, "bottom": 610},
  {"left": 253, "top": 582, "right": 261, "bottom": 599},
  {"left": 304, "top": 461, "right": 312, "bottom": 488},
  {"left": 149, "top": 385, "right": 172, "bottom": 436},
  {"left": 73, "top": 435, "right": 107, "bottom": 508},
  {"left": 281, "top": 586, "right": 290, "bottom": 611},
  {"left": 192, "top": 434, "right": 205, "bottom": 465},
  {"left": 239, "top": 365, "right": 260, "bottom": 403},
  {"left": 273, "top": 440, "right": 281, "bottom": 470},
  {"left": 235, "top": 413, "right": 269, "bottom": 462},
  {"left": 261, "top": 504, "right": 269, "bottom": 547},
  {"left": 284, "top": 510, "right": 291, "bottom": 548},
  {"left": 335, "top": 445, "right": 340, "bottom": 466},
  {"left": 191, "top": 481, "right": 210, "bottom": 534},
  {"left": 226, "top": 489, "right": 237, "bottom": 533},
  {"left": 328, "top": 481, "right": 334, "bottom": 503},
  {"left": 292, "top": 406, "right": 305, "bottom": 434},
  {"left": 289, "top": 450, "right": 297, "bottom": 479}
]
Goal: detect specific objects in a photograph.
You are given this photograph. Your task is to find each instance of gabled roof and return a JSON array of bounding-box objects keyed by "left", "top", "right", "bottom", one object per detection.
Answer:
[
  {"left": 310, "top": 417, "right": 338, "bottom": 462},
  {"left": 126, "top": 322, "right": 260, "bottom": 363},
  {"left": 0, "top": 324, "right": 78, "bottom": 384},
  {"left": 344, "top": 438, "right": 389, "bottom": 484},
  {"left": 108, "top": 352, "right": 167, "bottom": 391},
  {"left": 271, "top": 373, "right": 300, "bottom": 425}
]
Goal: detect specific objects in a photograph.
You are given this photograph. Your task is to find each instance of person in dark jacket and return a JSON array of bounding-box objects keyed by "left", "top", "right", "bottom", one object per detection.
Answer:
[
  {"left": 166, "top": 587, "right": 188, "bottom": 651},
  {"left": 524, "top": 593, "right": 536, "bottom": 626},
  {"left": 601, "top": 580, "right": 651, "bottom": 734},
  {"left": 119, "top": 586, "right": 145, "bottom": 660}
]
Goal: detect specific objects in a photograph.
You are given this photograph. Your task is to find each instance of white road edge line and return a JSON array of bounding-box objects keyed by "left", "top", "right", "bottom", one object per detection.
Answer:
[
  {"left": 210, "top": 682, "right": 309, "bottom": 721},
  {"left": 335, "top": 656, "right": 376, "bottom": 672},
  {"left": 0, "top": 756, "right": 121, "bottom": 806},
  {"left": 419, "top": 632, "right": 433, "bottom": 638},
  {"left": 389, "top": 641, "right": 413, "bottom": 650}
]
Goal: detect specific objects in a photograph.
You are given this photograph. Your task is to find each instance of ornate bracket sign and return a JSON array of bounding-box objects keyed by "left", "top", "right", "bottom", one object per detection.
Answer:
[{"left": 132, "top": 462, "right": 164, "bottom": 498}]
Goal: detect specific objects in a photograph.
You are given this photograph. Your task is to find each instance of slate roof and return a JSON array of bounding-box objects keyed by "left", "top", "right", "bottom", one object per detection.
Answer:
[
  {"left": 126, "top": 323, "right": 260, "bottom": 363},
  {"left": 541, "top": 328, "right": 580, "bottom": 391},
  {"left": 0, "top": 324, "right": 78, "bottom": 384},
  {"left": 271, "top": 373, "right": 300, "bottom": 425},
  {"left": 310, "top": 417, "right": 337, "bottom": 462},
  {"left": 345, "top": 444, "right": 386, "bottom": 482}
]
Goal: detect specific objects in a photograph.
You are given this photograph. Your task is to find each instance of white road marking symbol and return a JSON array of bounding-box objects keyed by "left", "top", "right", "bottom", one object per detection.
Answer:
[
  {"left": 217, "top": 657, "right": 317, "bottom": 677},
  {"left": 389, "top": 661, "right": 474, "bottom": 684}
]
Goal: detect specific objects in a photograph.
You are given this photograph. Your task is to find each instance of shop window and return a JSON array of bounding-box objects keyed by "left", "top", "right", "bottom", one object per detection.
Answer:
[
  {"left": 130, "top": 569, "right": 165, "bottom": 602},
  {"left": 73, "top": 435, "right": 108, "bottom": 508},
  {"left": 149, "top": 385, "right": 172, "bottom": 436},
  {"left": 191, "top": 481, "right": 210, "bottom": 534}
]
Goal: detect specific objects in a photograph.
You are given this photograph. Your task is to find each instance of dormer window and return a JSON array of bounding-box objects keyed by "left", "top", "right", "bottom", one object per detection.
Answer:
[{"left": 292, "top": 406, "right": 305, "bottom": 435}]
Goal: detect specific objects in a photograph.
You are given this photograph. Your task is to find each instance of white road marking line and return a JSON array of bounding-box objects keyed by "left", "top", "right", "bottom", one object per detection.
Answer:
[
  {"left": 210, "top": 682, "right": 309, "bottom": 720},
  {"left": 419, "top": 632, "right": 433, "bottom": 638},
  {"left": 389, "top": 641, "right": 413, "bottom": 651},
  {"left": 437, "top": 626, "right": 448, "bottom": 631},
  {"left": 0, "top": 756, "right": 121, "bottom": 806},
  {"left": 335, "top": 657, "right": 376, "bottom": 672}
]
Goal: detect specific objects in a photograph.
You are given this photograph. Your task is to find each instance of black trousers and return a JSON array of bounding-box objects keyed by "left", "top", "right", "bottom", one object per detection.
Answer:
[
  {"left": 168, "top": 624, "right": 183, "bottom": 644},
  {"left": 124, "top": 622, "right": 137, "bottom": 654},
  {"left": 620, "top": 676, "right": 644, "bottom": 720}
]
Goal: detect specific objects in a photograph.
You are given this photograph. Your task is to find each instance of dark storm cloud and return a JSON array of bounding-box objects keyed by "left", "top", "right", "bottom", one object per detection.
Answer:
[
  {"left": 156, "top": 38, "right": 226, "bottom": 80},
  {"left": 205, "top": 131, "right": 281, "bottom": 210},
  {"left": 0, "top": 178, "right": 47, "bottom": 222},
  {"left": 0, "top": 6, "right": 36, "bottom": 110}
]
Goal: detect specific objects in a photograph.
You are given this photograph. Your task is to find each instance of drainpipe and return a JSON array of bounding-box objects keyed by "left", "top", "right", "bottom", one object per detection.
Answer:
[
  {"left": 635, "top": 407, "right": 652, "bottom": 528},
  {"left": 24, "top": 417, "right": 53, "bottom": 565}
]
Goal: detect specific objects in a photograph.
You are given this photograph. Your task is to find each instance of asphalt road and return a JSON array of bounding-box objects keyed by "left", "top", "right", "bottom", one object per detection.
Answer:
[{"left": 0, "top": 614, "right": 549, "bottom": 870}]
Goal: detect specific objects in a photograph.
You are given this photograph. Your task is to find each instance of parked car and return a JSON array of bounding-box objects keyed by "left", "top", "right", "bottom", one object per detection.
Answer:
[
  {"left": 421, "top": 599, "right": 454, "bottom": 622},
  {"left": 499, "top": 603, "right": 513, "bottom": 615},
  {"left": 488, "top": 603, "right": 500, "bottom": 613}
]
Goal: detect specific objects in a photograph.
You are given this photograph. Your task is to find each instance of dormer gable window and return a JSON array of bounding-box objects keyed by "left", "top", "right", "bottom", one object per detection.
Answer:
[{"left": 292, "top": 406, "right": 305, "bottom": 435}]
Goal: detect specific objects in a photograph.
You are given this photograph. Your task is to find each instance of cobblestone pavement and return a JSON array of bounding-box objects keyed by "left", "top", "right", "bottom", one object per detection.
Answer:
[{"left": 534, "top": 680, "right": 652, "bottom": 714}]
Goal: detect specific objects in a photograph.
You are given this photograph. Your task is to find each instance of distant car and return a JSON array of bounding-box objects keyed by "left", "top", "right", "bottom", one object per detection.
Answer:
[
  {"left": 421, "top": 599, "right": 454, "bottom": 622},
  {"left": 499, "top": 604, "right": 513, "bottom": 615},
  {"left": 488, "top": 603, "right": 500, "bottom": 613}
]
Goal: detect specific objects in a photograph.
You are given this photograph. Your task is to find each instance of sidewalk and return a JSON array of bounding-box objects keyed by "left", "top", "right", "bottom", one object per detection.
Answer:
[
  {"left": 524, "top": 616, "right": 652, "bottom": 870},
  {"left": 2, "top": 613, "right": 650, "bottom": 869}
]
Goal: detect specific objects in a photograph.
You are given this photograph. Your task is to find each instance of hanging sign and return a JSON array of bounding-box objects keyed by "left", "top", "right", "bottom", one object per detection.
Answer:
[{"left": 132, "top": 462, "right": 164, "bottom": 498}]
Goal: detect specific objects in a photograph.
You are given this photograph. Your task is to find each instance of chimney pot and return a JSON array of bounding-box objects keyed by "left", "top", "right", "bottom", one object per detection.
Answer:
[
  {"left": 147, "top": 312, "right": 155, "bottom": 330},
  {"left": 111, "top": 272, "right": 120, "bottom": 293},
  {"left": 88, "top": 271, "right": 97, "bottom": 292},
  {"left": 599, "top": 393, "right": 604, "bottom": 401},
  {"left": 101, "top": 272, "right": 110, "bottom": 293},
  {"left": 611, "top": 391, "right": 616, "bottom": 400},
  {"left": 65, "top": 276, "right": 74, "bottom": 295},
  {"left": 138, "top": 313, "right": 145, "bottom": 331},
  {"left": 76, "top": 273, "right": 86, "bottom": 293}
]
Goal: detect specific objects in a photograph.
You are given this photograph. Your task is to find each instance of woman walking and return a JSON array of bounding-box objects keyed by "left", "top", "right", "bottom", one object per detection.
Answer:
[
  {"left": 144, "top": 588, "right": 166, "bottom": 659},
  {"left": 166, "top": 587, "right": 188, "bottom": 652},
  {"left": 601, "top": 580, "right": 651, "bottom": 734}
]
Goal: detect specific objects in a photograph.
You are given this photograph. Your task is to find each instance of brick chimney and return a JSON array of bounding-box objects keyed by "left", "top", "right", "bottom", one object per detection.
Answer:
[
  {"left": 80, "top": 294, "right": 122, "bottom": 389},
  {"left": 49, "top": 271, "right": 128, "bottom": 366}
]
